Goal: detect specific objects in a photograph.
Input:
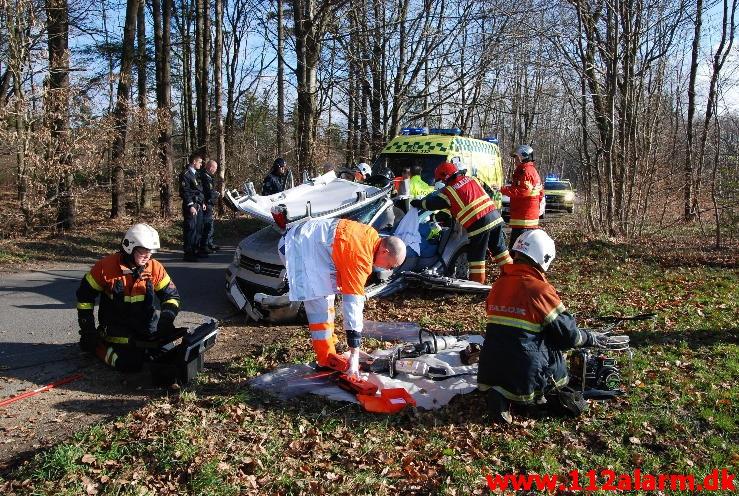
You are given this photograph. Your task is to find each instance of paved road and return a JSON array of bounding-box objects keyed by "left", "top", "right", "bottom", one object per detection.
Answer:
[{"left": 0, "top": 248, "right": 237, "bottom": 397}]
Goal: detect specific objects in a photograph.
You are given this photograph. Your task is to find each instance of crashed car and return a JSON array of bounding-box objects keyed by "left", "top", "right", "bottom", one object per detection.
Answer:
[{"left": 224, "top": 170, "right": 490, "bottom": 323}]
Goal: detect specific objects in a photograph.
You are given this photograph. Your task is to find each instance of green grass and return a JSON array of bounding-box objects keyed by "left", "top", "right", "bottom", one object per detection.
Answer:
[{"left": 1, "top": 226, "right": 737, "bottom": 494}]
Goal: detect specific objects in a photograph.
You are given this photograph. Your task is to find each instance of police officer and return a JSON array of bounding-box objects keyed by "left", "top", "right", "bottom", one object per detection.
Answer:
[
  {"left": 199, "top": 159, "right": 220, "bottom": 253},
  {"left": 411, "top": 162, "right": 512, "bottom": 284},
  {"left": 76, "top": 223, "right": 181, "bottom": 371},
  {"left": 179, "top": 153, "right": 205, "bottom": 262}
]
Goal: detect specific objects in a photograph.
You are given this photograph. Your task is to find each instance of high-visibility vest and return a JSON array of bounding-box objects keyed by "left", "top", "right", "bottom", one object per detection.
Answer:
[{"left": 438, "top": 176, "right": 496, "bottom": 230}]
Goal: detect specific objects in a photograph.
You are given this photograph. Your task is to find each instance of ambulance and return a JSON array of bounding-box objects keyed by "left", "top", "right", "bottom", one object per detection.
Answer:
[{"left": 372, "top": 127, "right": 505, "bottom": 197}]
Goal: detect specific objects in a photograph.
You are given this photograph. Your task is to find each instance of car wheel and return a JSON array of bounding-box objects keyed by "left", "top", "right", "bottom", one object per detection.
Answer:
[
  {"left": 446, "top": 249, "right": 469, "bottom": 279},
  {"left": 568, "top": 205, "right": 575, "bottom": 214}
]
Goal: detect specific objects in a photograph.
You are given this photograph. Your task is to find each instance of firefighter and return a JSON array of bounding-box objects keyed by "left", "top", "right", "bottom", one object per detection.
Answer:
[
  {"left": 353, "top": 162, "right": 372, "bottom": 183},
  {"left": 278, "top": 218, "right": 406, "bottom": 376},
  {"left": 478, "top": 229, "right": 610, "bottom": 423},
  {"left": 76, "top": 223, "right": 181, "bottom": 372},
  {"left": 199, "top": 159, "right": 220, "bottom": 253},
  {"left": 262, "top": 157, "right": 288, "bottom": 195},
  {"left": 410, "top": 162, "right": 512, "bottom": 284},
  {"left": 502, "top": 145, "right": 544, "bottom": 249},
  {"left": 179, "top": 152, "right": 205, "bottom": 262}
]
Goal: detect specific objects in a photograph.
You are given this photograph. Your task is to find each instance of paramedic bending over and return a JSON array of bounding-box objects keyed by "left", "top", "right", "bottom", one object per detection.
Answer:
[{"left": 279, "top": 218, "right": 406, "bottom": 376}]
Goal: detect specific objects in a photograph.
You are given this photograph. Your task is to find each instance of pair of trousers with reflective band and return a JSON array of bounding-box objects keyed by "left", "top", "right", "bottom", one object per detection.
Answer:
[
  {"left": 304, "top": 295, "right": 339, "bottom": 366},
  {"left": 182, "top": 205, "right": 203, "bottom": 255},
  {"left": 94, "top": 324, "right": 153, "bottom": 372},
  {"left": 467, "top": 220, "right": 512, "bottom": 284}
]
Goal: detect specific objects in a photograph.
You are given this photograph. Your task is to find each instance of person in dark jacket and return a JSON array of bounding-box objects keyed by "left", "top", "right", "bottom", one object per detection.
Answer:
[
  {"left": 179, "top": 153, "right": 205, "bottom": 261},
  {"left": 262, "top": 158, "right": 287, "bottom": 195},
  {"left": 478, "top": 229, "right": 615, "bottom": 423},
  {"left": 411, "top": 162, "right": 511, "bottom": 283},
  {"left": 199, "top": 159, "right": 220, "bottom": 252},
  {"left": 76, "top": 224, "right": 181, "bottom": 371}
]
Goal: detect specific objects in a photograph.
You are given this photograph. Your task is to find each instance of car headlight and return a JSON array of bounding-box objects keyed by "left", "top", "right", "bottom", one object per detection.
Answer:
[
  {"left": 232, "top": 245, "right": 242, "bottom": 265},
  {"left": 564, "top": 192, "right": 575, "bottom": 201}
]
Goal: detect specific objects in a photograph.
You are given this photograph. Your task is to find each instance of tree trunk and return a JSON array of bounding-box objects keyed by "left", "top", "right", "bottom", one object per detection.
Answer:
[
  {"left": 683, "top": 0, "right": 702, "bottom": 221},
  {"left": 153, "top": 0, "right": 174, "bottom": 217},
  {"left": 195, "top": 0, "right": 209, "bottom": 154},
  {"left": 110, "top": 0, "right": 139, "bottom": 218},
  {"left": 214, "top": 0, "right": 226, "bottom": 213},
  {"left": 277, "top": 0, "right": 285, "bottom": 157},
  {"left": 46, "top": 0, "right": 73, "bottom": 229},
  {"left": 137, "top": 0, "right": 153, "bottom": 211}
]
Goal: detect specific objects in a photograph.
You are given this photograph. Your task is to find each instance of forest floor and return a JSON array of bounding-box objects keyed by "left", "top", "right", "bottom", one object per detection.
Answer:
[{"left": 0, "top": 210, "right": 737, "bottom": 495}]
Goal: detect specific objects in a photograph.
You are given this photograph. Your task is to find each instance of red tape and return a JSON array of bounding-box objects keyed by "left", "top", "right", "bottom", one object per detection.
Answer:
[{"left": 0, "top": 373, "right": 84, "bottom": 408}]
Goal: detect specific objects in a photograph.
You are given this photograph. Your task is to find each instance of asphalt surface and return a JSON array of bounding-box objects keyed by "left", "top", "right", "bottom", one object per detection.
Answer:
[{"left": 0, "top": 248, "right": 237, "bottom": 398}]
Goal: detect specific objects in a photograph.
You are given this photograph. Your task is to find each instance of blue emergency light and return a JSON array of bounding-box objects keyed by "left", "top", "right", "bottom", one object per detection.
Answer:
[
  {"left": 401, "top": 127, "right": 429, "bottom": 136},
  {"left": 429, "top": 127, "right": 462, "bottom": 136},
  {"left": 546, "top": 175, "right": 560, "bottom": 181},
  {"left": 483, "top": 136, "right": 498, "bottom": 144}
]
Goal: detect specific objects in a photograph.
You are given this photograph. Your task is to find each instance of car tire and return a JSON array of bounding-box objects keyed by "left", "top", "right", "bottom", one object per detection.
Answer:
[
  {"left": 446, "top": 249, "right": 470, "bottom": 279},
  {"left": 568, "top": 205, "right": 575, "bottom": 214}
]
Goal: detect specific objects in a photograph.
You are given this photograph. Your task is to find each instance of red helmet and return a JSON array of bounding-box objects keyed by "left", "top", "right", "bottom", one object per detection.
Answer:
[{"left": 434, "top": 162, "right": 458, "bottom": 183}]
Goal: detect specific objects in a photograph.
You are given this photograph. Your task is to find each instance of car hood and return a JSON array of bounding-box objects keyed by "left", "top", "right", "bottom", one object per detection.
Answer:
[{"left": 226, "top": 171, "right": 391, "bottom": 226}]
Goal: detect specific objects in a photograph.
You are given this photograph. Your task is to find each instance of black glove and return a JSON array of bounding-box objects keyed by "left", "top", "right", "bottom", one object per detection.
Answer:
[
  {"left": 78, "top": 313, "right": 96, "bottom": 335},
  {"left": 157, "top": 310, "right": 176, "bottom": 335},
  {"left": 78, "top": 313, "right": 97, "bottom": 352},
  {"left": 410, "top": 199, "right": 423, "bottom": 209}
]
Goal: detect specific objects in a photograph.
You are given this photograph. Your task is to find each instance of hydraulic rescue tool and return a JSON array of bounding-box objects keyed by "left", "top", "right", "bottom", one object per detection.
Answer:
[
  {"left": 568, "top": 313, "right": 652, "bottom": 394},
  {"left": 362, "top": 328, "right": 466, "bottom": 380}
]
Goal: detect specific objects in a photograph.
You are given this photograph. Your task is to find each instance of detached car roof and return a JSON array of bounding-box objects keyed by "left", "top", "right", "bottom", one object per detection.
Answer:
[{"left": 226, "top": 171, "right": 391, "bottom": 227}]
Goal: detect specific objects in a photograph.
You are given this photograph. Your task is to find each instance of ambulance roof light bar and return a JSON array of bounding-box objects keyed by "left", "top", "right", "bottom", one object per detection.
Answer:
[{"left": 400, "top": 127, "right": 463, "bottom": 136}]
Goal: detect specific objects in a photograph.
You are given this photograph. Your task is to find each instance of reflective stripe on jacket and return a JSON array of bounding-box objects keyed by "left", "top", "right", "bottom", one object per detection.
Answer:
[
  {"left": 420, "top": 175, "right": 496, "bottom": 230},
  {"left": 501, "top": 161, "right": 543, "bottom": 228},
  {"left": 477, "top": 263, "right": 588, "bottom": 403},
  {"left": 76, "top": 253, "right": 180, "bottom": 333}
]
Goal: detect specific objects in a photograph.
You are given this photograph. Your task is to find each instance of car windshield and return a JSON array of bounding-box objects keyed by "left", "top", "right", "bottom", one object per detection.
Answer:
[
  {"left": 545, "top": 181, "right": 572, "bottom": 191},
  {"left": 372, "top": 154, "right": 446, "bottom": 187},
  {"left": 342, "top": 198, "right": 387, "bottom": 225}
]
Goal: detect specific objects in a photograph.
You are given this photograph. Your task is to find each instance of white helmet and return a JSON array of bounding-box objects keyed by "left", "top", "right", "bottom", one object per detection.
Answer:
[
  {"left": 121, "top": 223, "right": 161, "bottom": 254},
  {"left": 356, "top": 162, "right": 372, "bottom": 177},
  {"left": 511, "top": 144, "right": 534, "bottom": 162},
  {"left": 511, "top": 229, "right": 555, "bottom": 271}
]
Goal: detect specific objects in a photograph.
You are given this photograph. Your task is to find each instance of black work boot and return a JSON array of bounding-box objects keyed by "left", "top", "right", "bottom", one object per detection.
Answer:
[
  {"left": 183, "top": 252, "right": 199, "bottom": 262},
  {"left": 485, "top": 389, "right": 513, "bottom": 425}
]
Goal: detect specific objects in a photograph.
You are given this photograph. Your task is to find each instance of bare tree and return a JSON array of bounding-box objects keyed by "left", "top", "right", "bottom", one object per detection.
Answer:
[
  {"left": 153, "top": 0, "right": 175, "bottom": 217},
  {"left": 46, "top": 0, "right": 73, "bottom": 229},
  {"left": 291, "top": 0, "right": 347, "bottom": 175},
  {"left": 110, "top": 0, "right": 140, "bottom": 218}
]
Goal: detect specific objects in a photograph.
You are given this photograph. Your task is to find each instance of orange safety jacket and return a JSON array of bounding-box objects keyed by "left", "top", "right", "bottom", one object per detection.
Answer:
[
  {"left": 419, "top": 175, "right": 498, "bottom": 236},
  {"left": 76, "top": 252, "right": 180, "bottom": 337},
  {"left": 501, "top": 161, "right": 543, "bottom": 228},
  {"left": 332, "top": 218, "right": 381, "bottom": 296},
  {"left": 477, "top": 263, "right": 588, "bottom": 403}
]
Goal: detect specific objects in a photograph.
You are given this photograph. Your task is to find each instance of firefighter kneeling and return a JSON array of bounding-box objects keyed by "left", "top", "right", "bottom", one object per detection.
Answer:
[
  {"left": 76, "top": 223, "right": 216, "bottom": 384},
  {"left": 478, "top": 229, "right": 614, "bottom": 423}
]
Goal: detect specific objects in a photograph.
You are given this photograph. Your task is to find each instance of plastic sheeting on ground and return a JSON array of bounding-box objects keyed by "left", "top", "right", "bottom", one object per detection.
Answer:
[{"left": 249, "top": 323, "right": 483, "bottom": 410}]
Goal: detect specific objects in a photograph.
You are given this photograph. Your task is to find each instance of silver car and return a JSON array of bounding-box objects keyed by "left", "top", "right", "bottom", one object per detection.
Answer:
[{"left": 224, "top": 171, "right": 489, "bottom": 323}]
